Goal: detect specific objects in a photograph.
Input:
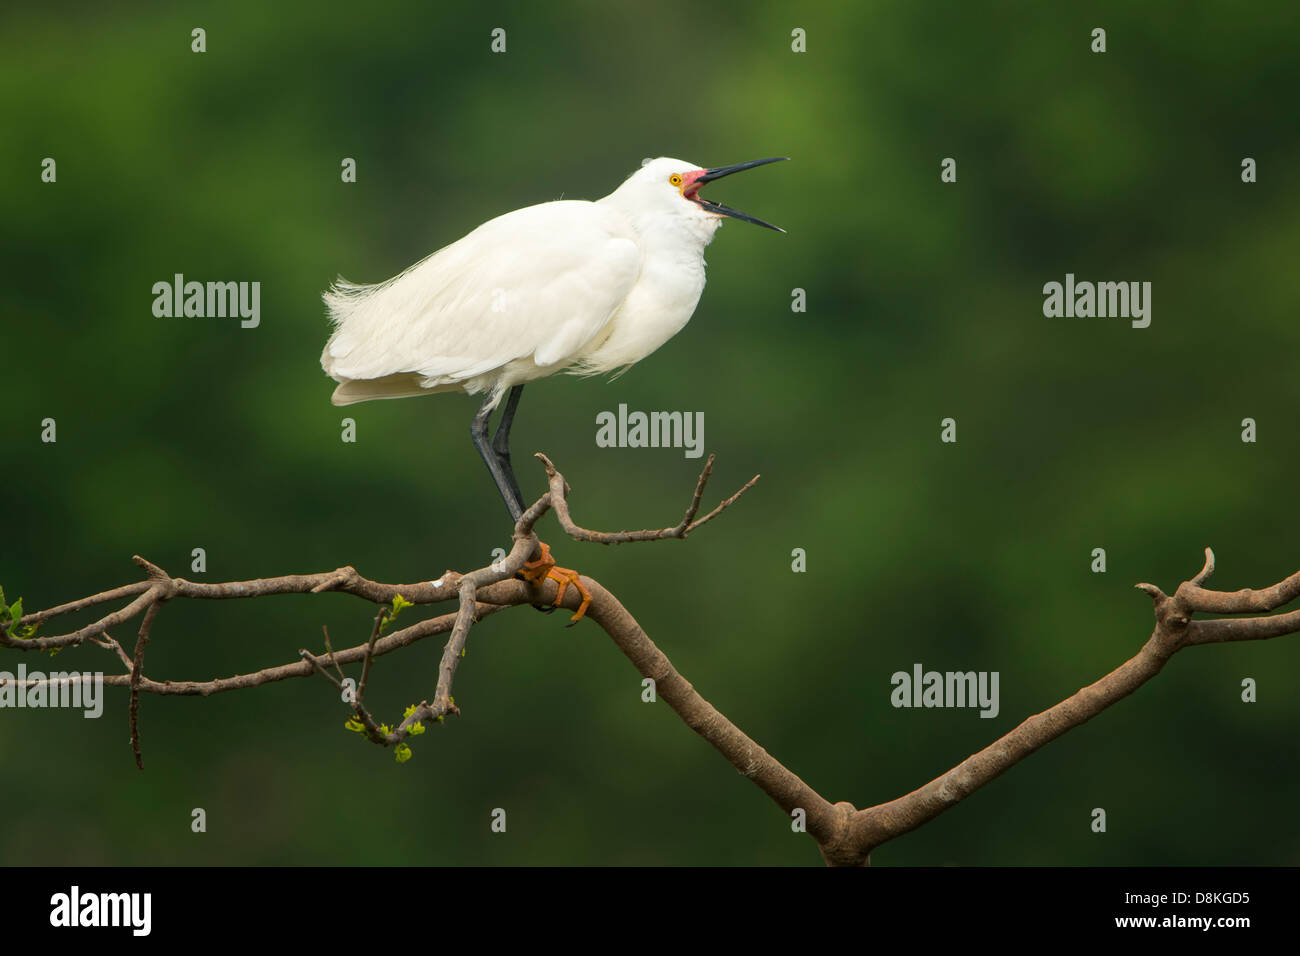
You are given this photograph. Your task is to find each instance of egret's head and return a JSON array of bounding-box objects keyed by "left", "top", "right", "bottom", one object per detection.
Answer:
[{"left": 611, "top": 156, "right": 788, "bottom": 238}]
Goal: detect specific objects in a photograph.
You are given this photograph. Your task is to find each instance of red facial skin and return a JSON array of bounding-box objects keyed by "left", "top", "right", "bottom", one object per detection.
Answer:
[{"left": 679, "top": 169, "right": 708, "bottom": 200}]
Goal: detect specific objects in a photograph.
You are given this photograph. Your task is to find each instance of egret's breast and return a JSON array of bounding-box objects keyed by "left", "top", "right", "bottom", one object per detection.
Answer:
[{"left": 577, "top": 254, "right": 707, "bottom": 373}]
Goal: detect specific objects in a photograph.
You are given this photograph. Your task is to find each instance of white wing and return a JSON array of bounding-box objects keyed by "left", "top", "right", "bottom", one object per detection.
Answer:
[{"left": 321, "top": 200, "right": 640, "bottom": 402}]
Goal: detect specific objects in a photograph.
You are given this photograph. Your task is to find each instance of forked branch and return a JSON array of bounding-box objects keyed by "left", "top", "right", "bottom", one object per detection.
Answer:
[
  {"left": 538, "top": 451, "right": 759, "bottom": 542},
  {"left": 1, "top": 454, "right": 1296, "bottom": 865}
]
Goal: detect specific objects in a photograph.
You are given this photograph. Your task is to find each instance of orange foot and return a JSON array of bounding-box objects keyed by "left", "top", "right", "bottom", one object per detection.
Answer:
[{"left": 515, "top": 541, "right": 592, "bottom": 625}]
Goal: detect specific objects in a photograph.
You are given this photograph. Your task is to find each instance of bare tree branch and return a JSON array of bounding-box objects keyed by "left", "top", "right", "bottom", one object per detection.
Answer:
[
  {"left": 833, "top": 546, "right": 1300, "bottom": 865},
  {"left": 129, "top": 599, "right": 163, "bottom": 770},
  {"left": 2, "top": 454, "right": 1297, "bottom": 866},
  {"left": 538, "top": 451, "right": 759, "bottom": 543}
]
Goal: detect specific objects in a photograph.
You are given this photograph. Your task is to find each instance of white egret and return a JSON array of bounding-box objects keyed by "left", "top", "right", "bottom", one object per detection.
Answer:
[{"left": 320, "top": 156, "right": 787, "bottom": 618}]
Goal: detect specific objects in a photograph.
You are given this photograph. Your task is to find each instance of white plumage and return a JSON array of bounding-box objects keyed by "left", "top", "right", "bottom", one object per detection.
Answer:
[{"left": 321, "top": 156, "right": 784, "bottom": 409}]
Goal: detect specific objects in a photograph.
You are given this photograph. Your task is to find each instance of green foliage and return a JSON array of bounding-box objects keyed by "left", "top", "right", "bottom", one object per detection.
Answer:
[
  {"left": 378, "top": 593, "right": 414, "bottom": 634},
  {"left": 0, "top": 588, "right": 20, "bottom": 625},
  {"left": 0, "top": 587, "right": 41, "bottom": 640},
  {"left": 402, "top": 703, "right": 426, "bottom": 734}
]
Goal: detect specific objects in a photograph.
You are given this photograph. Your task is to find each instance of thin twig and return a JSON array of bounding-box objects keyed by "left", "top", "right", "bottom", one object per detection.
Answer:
[
  {"left": 129, "top": 598, "right": 163, "bottom": 770},
  {"left": 536, "top": 452, "right": 759, "bottom": 543},
  {"left": 321, "top": 625, "right": 346, "bottom": 682}
]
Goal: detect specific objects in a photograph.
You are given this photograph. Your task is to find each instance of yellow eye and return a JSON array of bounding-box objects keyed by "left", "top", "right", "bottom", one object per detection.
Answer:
[{"left": 669, "top": 174, "right": 682, "bottom": 187}]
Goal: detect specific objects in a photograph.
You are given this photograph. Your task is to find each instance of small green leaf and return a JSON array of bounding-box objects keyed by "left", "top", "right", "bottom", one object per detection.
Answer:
[
  {"left": 394, "top": 743, "right": 412, "bottom": 764},
  {"left": 379, "top": 594, "right": 415, "bottom": 634},
  {"left": 344, "top": 718, "right": 365, "bottom": 733},
  {"left": 409, "top": 721, "right": 425, "bottom": 736},
  {"left": 8, "top": 599, "right": 21, "bottom": 624},
  {"left": 403, "top": 704, "right": 417, "bottom": 719}
]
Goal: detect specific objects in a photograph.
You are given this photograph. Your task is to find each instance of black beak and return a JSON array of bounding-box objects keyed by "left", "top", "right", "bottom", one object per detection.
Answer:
[{"left": 689, "top": 157, "right": 789, "bottom": 232}]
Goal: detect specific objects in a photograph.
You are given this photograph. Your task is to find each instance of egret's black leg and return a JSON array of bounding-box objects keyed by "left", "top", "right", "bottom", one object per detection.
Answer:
[
  {"left": 491, "top": 385, "right": 526, "bottom": 510},
  {"left": 472, "top": 385, "right": 591, "bottom": 623},
  {"left": 470, "top": 388, "right": 526, "bottom": 523}
]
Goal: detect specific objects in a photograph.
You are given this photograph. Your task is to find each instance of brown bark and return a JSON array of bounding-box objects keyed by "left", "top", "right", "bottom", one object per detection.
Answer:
[{"left": 2, "top": 455, "right": 1296, "bottom": 865}]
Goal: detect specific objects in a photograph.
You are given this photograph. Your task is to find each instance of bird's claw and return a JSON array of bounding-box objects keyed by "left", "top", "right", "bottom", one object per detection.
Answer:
[
  {"left": 547, "top": 565, "right": 592, "bottom": 626},
  {"left": 517, "top": 541, "right": 557, "bottom": 587},
  {"left": 515, "top": 541, "right": 592, "bottom": 625}
]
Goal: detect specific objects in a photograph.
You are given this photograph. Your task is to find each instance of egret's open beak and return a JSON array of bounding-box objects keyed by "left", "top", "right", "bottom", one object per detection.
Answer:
[{"left": 686, "top": 157, "right": 789, "bottom": 232}]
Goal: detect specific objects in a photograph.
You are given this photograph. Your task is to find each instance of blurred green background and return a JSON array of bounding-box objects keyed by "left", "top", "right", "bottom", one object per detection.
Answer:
[{"left": 2, "top": 0, "right": 1298, "bottom": 866}]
